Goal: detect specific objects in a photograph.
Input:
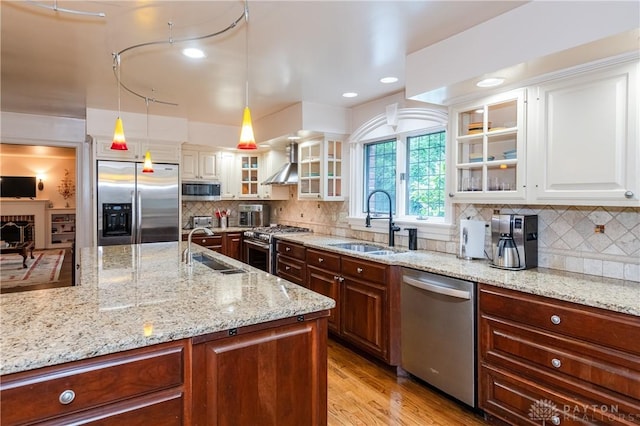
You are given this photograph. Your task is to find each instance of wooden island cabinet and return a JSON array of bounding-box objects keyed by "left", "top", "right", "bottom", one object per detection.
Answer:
[
  {"left": 0, "top": 340, "right": 188, "bottom": 425},
  {"left": 191, "top": 312, "right": 328, "bottom": 426},
  {"left": 479, "top": 284, "right": 640, "bottom": 426},
  {"left": 1, "top": 314, "right": 329, "bottom": 426}
]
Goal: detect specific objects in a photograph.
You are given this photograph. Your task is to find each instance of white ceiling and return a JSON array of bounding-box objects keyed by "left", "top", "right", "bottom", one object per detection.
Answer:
[{"left": 1, "top": 0, "right": 528, "bottom": 127}]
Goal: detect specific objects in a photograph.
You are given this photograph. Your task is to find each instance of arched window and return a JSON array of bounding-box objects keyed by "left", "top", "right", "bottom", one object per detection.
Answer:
[{"left": 347, "top": 106, "right": 455, "bottom": 240}]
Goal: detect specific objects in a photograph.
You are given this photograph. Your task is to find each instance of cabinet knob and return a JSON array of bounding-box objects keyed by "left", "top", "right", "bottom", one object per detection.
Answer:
[
  {"left": 286, "top": 247, "right": 291, "bottom": 251},
  {"left": 318, "top": 257, "right": 324, "bottom": 263},
  {"left": 285, "top": 266, "right": 291, "bottom": 271},
  {"left": 448, "top": 193, "right": 455, "bottom": 198},
  {"left": 59, "top": 389, "right": 76, "bottom": 405},
  {"left": 550, "top": 415, "right": 561, "bottom": 425},
  {"left": 551, "top": 358, "right": 562, "bottom": 368},
  {"left": 334, "top": 275, "right": 341, "bottom": 281},
  {"left": 550, "top": 315, "right": 561, "bottom": 325},
  {"left": 624, "top": 191, "right": 634, "bottom": 199},
  {"left": 356, "top": 267, "right": 363, "bottom": 273}
]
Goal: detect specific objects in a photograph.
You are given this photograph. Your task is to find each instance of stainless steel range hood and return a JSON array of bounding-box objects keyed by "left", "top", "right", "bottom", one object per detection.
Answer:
[{"left": 262, "top": 142, "right": 298, "bottom": 185}]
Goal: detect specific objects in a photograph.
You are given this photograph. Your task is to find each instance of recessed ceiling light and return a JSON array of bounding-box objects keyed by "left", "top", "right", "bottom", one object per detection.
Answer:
[
  {"left": 182, "top": 48, "right": 205, "bottom": 59},
  {"left": 342, "top": 92, "right": 358, "bottom": 98},
  {"left": 287, "top": 136, "right": 301, "bottom": 141},
  {"left": 476, "top": 77, "right": 504, "bottom": 88},
  {"left": 380, "top": 77, "right": 398, "bottom": 84}
]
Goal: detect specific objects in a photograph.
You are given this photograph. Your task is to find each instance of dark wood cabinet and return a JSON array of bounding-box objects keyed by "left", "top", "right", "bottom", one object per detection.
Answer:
[
  {"left": 183, "top": 232, "right": 242, "bottom": 259},
  {"left": 222, "top": 232, "right": 243, "bottom": 260},
  {"left": 182, "top": 233, "right": 223, "bottom": 253},
  {"left": 479, "top": 284, "right": 640, "bottom": 425},
  {"left": 0, "top": 340, "right": 188, "bottom": 426},
  {"left": 276, "top": 240, "right": 307, "bottom": 286},
  {"left": 305, "top": 248, "right": 400, "bottom": 365},
  {"left": 191, "top": 313, "right": 329, "bottom": 426},
  {"left": 307, "top": 266, "right": 341, "bottom": 333}
]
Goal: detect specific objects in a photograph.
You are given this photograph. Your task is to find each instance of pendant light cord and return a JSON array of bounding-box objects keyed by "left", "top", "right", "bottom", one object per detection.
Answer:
[{"left": 245, "top": 0, "right": 250, "bottom": 108}]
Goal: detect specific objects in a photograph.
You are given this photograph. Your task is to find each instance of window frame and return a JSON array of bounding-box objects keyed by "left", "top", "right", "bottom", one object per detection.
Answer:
[{"left": 348, "top": 121, "right": 454, "bottom": 242}]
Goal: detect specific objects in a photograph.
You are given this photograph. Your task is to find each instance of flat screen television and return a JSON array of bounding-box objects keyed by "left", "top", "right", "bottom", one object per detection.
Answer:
[{"left": 0, "top": 176, "right": 37, "bottom": 198}]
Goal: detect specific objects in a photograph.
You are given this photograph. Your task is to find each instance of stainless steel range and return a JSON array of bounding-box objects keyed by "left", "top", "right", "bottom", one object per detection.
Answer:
[{"left": 243, "top": 225, "right": 311, "bottom": 273}]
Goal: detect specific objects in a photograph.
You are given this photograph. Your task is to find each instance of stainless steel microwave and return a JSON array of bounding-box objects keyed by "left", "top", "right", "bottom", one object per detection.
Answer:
[{"left": 181, "top": 180, "right": 221, "bottom": 201}]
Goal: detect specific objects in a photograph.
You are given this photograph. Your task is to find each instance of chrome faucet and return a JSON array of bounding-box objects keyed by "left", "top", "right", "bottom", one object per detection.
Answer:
[
  {"left": 365, "top": 189, "right": 401, "bottom": 247},
  {"left": 183, "top": 227, "right": 214, "bottom": 266}
]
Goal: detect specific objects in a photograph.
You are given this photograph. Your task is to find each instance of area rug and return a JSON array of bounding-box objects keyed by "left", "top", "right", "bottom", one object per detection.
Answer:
[{"left": 0, "top": 249, "right": 65, "bottom": 289}]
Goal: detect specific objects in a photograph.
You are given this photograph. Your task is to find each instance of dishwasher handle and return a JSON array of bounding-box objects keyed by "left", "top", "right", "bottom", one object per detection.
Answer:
[{"left": 403, "top": 276, "right": 471, "bottom": 300}]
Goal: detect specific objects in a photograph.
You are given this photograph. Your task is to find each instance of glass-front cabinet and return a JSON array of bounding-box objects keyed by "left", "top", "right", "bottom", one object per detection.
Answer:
[
  {"left": 451, "top": 89, "right": 526, "bottom": 202},
  {"left": 298, "top": 137, "right": 344, "bottom": 200},
  {"left": 239, "top": 155, "right": 260, "bottom": 197}
]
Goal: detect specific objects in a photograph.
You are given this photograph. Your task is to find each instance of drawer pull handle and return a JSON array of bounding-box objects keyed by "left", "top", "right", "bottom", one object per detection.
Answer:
[
  {"left": 356, "top": 267, "right": 363, "bottom": 273},
  {"left": 286, "top": 247, "right": 291, "bottom": 251},
  {"left": 551, "top": 415, "right": 561, "bottom": 425},
  {"left": 285, "top": 266, "right": 291, "bottom": 271},
  {"left": 550, "top": 315, "right": 561, "bottom": 325},
  {"left": 59, "top": 389, "right": 75, "bottom": 405},
  {"left": 551, "top": 358, "right": 562, "bottom": 368},
  {"left": 318, "top": 258, "right": 324, "bottom": 263}
]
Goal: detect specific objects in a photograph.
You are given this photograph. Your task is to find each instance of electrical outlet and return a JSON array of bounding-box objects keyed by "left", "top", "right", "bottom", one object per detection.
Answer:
[{"left": 595, "top": 224, "right": 605, "bottom": 233}]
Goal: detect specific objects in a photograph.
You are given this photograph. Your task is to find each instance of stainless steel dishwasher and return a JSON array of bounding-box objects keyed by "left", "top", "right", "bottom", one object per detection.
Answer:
[{"left": 401, "top": 267, "right": 476, "bottom": 407}]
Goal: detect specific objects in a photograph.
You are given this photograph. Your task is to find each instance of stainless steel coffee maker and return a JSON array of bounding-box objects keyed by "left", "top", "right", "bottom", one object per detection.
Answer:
[{"left": 491, "top": 214, "right": 538, "bottom": 270}]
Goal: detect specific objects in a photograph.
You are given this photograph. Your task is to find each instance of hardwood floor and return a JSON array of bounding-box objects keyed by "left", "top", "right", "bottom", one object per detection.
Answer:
[
  {"left": 328, "top": 339, "right": 487, "bottom": 426},
  {"left": 1, "top": 247, "right": 74, "bottom": 294}
]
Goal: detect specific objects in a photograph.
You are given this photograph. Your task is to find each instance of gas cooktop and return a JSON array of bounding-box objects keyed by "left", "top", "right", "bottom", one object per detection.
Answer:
[{"left": 243, "top": 225, "right": 311, "bottom": 242}]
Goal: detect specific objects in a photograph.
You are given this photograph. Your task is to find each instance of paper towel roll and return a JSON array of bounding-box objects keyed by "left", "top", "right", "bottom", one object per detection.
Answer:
[{"left": 459, "top": 219, "right": 486, "bottom": 259}]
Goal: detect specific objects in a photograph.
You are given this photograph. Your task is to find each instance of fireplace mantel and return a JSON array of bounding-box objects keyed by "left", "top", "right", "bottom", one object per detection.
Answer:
[{"left": 0, "top": 199, "right": 48, "bottom": 248}]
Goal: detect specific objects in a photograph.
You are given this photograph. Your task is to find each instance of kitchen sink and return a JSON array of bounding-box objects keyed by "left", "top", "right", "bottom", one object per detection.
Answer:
[
  {"left": 329, "top": 243, "right": 386, "bottom": 252},
  {"left": 328, "top": 243, "right": 405, "bottom": 256},
  {"left": 192, "top": 253, "right": 246, "bottom": 274},
  {"left": 368, "top": 250, "right": 398, "bottom": 256}
]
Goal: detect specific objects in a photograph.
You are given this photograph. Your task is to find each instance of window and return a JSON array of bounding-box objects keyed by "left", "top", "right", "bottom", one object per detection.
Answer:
[
  {"left": 406, "top": 131, "right": 446, "bottom": 218},
  {"left": 364, "top": 139, "right": 396, "bottom": 214},
  {"left": 361, "top": 129, "right": 446, "bottom": 221}
]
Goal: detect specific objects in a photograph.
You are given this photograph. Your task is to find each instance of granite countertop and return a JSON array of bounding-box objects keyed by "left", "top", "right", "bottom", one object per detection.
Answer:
[
  {"left": 275, "top": 234, "right": 640, "bottom": 317},
  {"left": 0, "top": 242, "right": 335, "bottom": 376}
]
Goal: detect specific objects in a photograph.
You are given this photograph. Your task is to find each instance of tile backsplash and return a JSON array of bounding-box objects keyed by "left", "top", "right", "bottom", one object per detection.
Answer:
[{"left": 186, "top": 196, "right": 639, "bottom": 282}]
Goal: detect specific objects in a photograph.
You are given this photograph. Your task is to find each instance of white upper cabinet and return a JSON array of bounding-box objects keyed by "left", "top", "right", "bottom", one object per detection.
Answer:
[
  {"left": 181, "top": 148, "right": 217, "bottom": 181},
  {"left": 529, "top": 61, "right": 638, "bottom": 206},
  {"left": 95, "top": 138, "right": 180, "bottom": 163},
  {"left": 217, "top": 151, "right": 239, "bottom": 199},
  {"left": 449, "top": 89, "right": 527, "bottom": 203},
  {"left": 298, "top": 136, "right": 344, "bottom": 201}
]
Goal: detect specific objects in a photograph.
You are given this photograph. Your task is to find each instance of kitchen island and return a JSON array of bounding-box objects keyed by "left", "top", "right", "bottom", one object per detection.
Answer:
[{"left": 0, "top": 242, "right": 334, "bottom": 425}]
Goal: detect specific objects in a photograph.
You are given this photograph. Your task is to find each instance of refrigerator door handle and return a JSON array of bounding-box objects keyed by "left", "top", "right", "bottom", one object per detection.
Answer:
[
  {"left": 130, "top": 190, "right": 136, "bottom": 244},
  {"left": 136, "top": 190, "right": 143, "bottom": 244}
]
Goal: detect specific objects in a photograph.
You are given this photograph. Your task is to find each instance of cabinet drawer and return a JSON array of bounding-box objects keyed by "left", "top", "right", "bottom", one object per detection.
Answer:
[
  {"left": 481, "top": 365, "right": 637, "bottom": 426},
  {"left": 306, "top": 249, "right": 340, "bottom": 270},
  {"left": 341, "top": 256, "right": 387, "bottom": 284},
  {"left": 42, "top": 389, "right": 184, "bottom": 426},
  {"left": 482, "top": 316, "right": 640, "bottom": 401},
  {"left": 276, "top": 255, "right": 306, "bottom": 286},
  {"left": 479, "top": 285, "right": 640, "bottom": 355},
  {"left": 1, "top": 341, "right": 185, "bottom": 425},
  {"left": 276, "top": 240, "right": 306, "bottom": 260}
]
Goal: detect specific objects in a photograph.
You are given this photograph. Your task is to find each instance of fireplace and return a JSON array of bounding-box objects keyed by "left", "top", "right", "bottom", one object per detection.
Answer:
[{"left": 0, "top": 215, "right": 34, "bottom": 243}]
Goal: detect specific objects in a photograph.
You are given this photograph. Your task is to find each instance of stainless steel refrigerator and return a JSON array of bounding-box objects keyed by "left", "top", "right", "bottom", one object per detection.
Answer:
[{"left": 97, "top": 160, "right": 180, "bottom": 246}]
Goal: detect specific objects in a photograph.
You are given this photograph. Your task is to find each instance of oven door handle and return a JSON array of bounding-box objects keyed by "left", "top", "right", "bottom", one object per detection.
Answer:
[{"left": 244, "top": 239, "right": 270, "bottom": 250}]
